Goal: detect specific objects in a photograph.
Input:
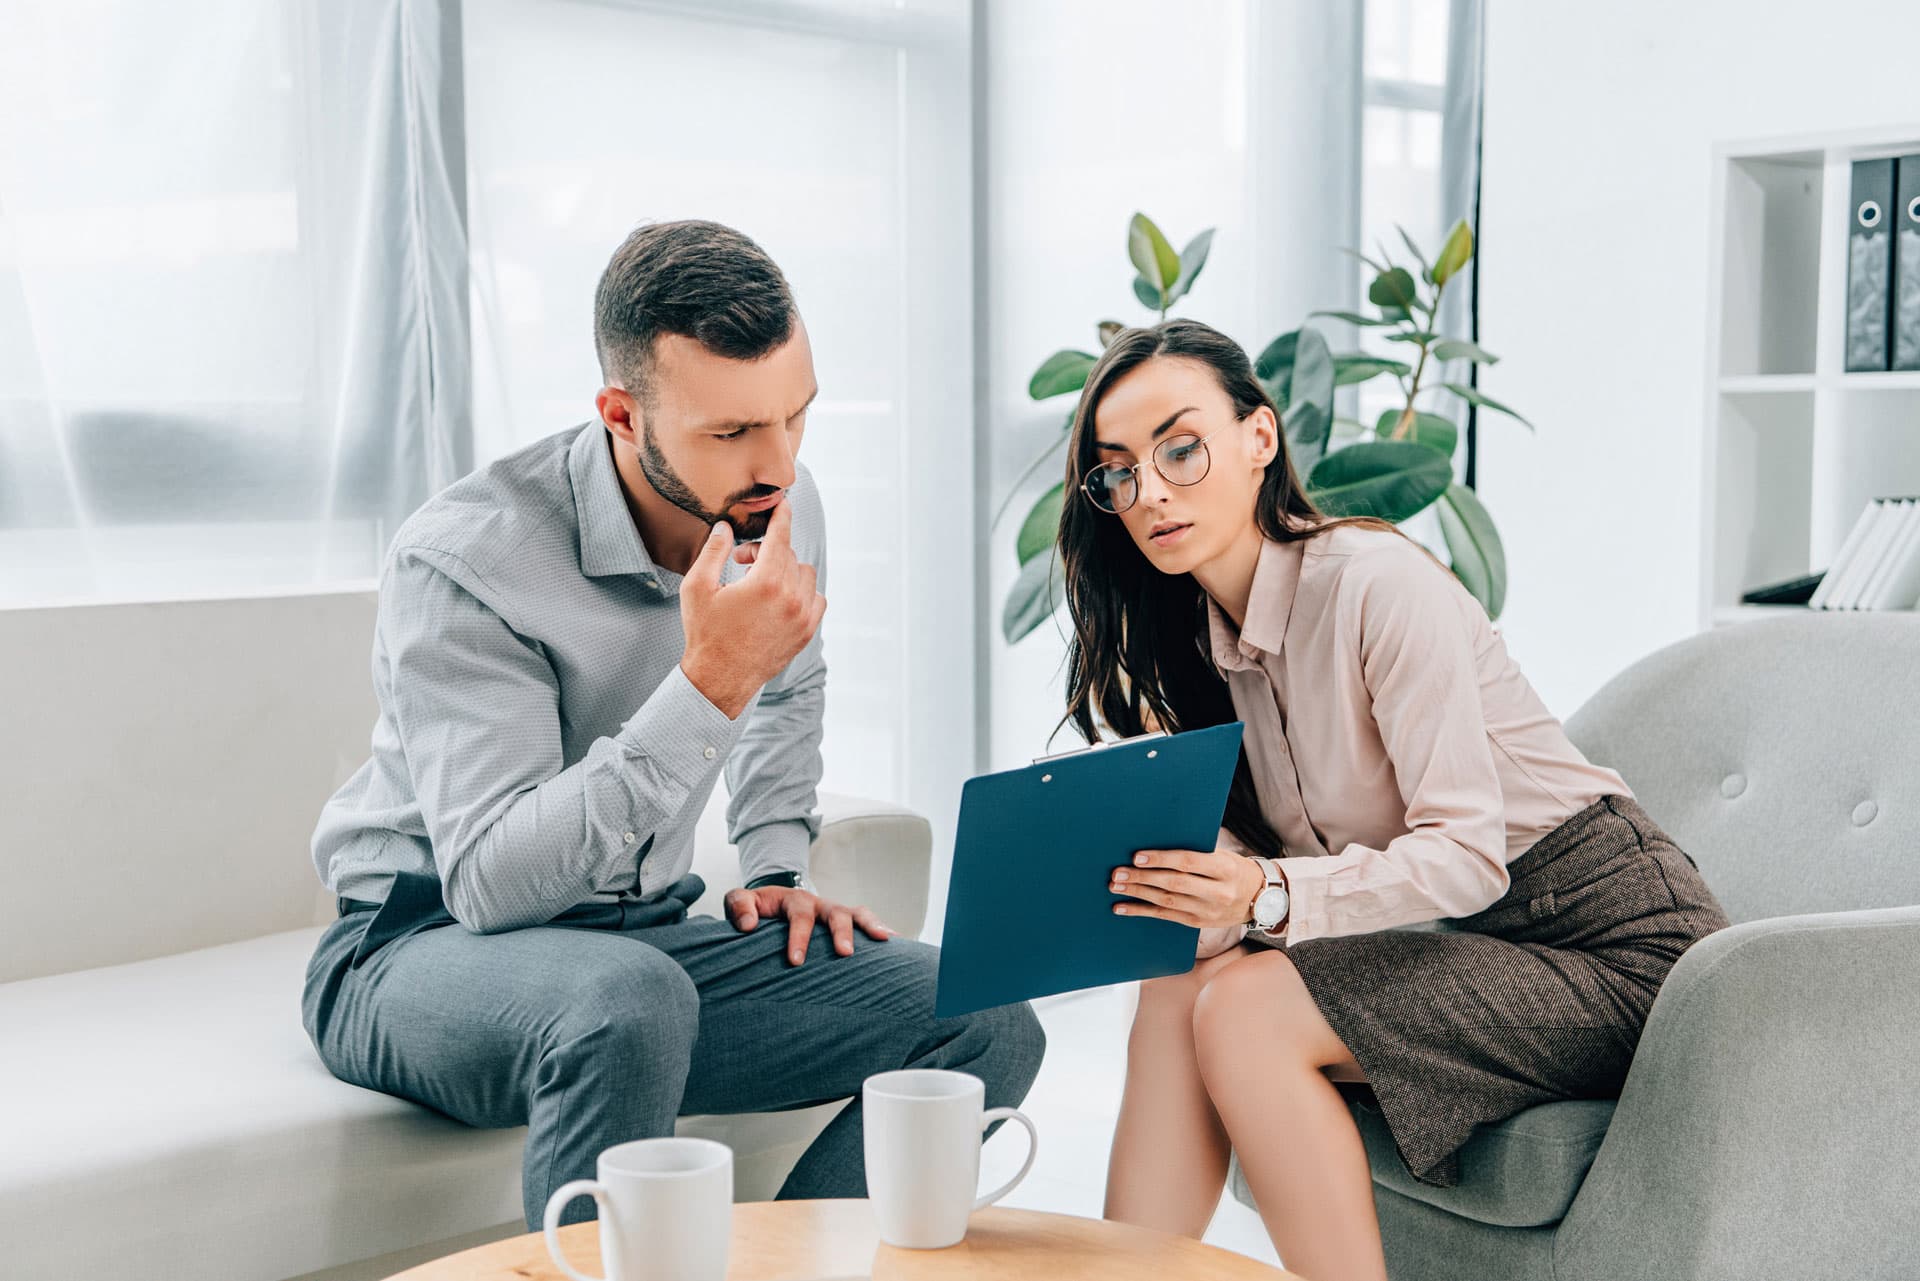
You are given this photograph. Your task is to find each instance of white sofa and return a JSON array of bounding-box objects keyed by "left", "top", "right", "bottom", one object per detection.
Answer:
[{"left": 0, "top": 590, "right": 932, "bottom": 1281}]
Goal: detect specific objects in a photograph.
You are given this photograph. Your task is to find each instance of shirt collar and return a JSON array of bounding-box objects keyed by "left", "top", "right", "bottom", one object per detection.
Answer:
[
  {"left": 566, "top": 421, "right": 664, "bottom": 583},
  {"left": 1206, "top": 536, "right": 1303, "bottom": 672}
]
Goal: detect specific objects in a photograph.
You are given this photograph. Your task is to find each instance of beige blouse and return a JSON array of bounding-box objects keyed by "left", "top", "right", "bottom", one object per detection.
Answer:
[{"left": 1207, "top": 524, "right": 1629, "bottom": 948}]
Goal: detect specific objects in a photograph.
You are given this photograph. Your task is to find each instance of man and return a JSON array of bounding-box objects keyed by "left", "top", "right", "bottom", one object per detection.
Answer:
[{"left": 301, "top": 220, "right": 1044, "bottom": 1230}]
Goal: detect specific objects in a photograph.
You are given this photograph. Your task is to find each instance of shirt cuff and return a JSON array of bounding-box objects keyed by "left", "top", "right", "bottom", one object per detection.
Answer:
[
  {"left": 1274, "top": 854, "right": 1336, "bottom": 947},
  {"left": 615, "top": 663, "right": 748, "bottom": 789},
  {"left": 736, "top": 819, "right": 812, "bottom": 887}
]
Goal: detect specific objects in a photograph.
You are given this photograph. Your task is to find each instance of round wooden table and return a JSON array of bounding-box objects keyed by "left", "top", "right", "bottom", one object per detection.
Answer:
[{"left": 387, "top": 1199, "right": 1296, "bottom": 1280}]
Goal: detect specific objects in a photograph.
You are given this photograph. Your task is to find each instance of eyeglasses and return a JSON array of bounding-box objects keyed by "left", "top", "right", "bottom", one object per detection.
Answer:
[{"left": 1081, "top": 427, "right": 1224, "bottom": 515}]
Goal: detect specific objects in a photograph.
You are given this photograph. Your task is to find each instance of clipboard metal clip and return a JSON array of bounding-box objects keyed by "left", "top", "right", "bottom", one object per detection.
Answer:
[{"left": 1031, "top": 730, "right": 1168, "bottom": 765}]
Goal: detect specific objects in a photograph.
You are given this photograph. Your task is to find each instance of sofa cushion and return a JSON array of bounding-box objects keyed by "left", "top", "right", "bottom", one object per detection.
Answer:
[
  {"left": 2, "top": 922, "right": 854, "bottom": 1280},
  {"left": 1355, "top": 1097, "right": 1616, "bottom": 1228},
  {"left": 0, "top": 927, "right": 526, "bottom": 1281}
]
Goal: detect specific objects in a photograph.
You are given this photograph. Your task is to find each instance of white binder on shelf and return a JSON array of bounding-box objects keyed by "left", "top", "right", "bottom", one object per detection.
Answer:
[
  {"left": 1809, "top": 504, "right": 1879, "bottom": 610},
  {"left": 1867, "top": 500, "right": 1920, "bottom": 610},
  {"left": 1857, "top": 499, "right": 1918, "bottom": 608},
  {"left": 1818, "top": 500, "right": 1890, "bottom": 610}
]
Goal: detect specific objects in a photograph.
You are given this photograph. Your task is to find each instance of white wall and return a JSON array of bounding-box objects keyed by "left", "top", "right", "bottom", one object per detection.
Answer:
[{"left": 1477, "top": 0, "right": 1920, "bottom": 717}]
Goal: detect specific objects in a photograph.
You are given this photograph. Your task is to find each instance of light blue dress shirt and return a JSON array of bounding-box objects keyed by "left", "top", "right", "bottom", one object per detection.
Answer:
[{"left": 312, "top": 421, "right": 826, "bottom": 933}]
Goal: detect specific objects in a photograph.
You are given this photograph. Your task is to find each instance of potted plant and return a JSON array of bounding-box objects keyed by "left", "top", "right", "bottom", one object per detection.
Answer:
[{"left": 999, "top": 212, "right": 1528, "bottom": 643}]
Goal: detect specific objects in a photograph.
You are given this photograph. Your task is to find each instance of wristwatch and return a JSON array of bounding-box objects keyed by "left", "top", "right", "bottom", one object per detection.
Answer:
[
  {"left": 745, "top": 870, "right": 809, "bottom": 892},
  {"left": 1247, "top": 856, "right": 1290, "bottom": 938}
]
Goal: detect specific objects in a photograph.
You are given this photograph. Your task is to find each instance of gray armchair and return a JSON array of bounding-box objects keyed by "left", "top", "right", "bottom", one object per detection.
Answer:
[{"left": 1232, "top": 612, "right": 1920, "bottom": 1279}]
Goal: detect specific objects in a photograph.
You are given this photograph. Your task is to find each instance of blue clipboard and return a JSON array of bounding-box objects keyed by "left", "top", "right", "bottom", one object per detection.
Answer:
[{"left": 933, "top": 721, "right": 1246, "bottom": 1018}]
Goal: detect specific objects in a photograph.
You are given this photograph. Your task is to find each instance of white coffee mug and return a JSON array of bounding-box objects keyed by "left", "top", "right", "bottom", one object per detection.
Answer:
[
  {"left": 863, "top": 1068, "right": 1039, "bottom": 1249},
  {"left": 542, "top": 1137, "right": 732, "bottom": 1281}
]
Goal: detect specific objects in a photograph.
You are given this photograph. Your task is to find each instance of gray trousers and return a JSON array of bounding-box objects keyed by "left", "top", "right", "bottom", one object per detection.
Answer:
[{"left": 302, "top": 872, "right": 1045, "bottom": 1230}]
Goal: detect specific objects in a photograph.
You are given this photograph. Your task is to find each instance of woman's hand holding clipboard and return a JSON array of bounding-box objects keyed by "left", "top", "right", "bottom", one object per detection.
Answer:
[{"left": 932, "top": 722, "right": 1246, "bottom": 1018}]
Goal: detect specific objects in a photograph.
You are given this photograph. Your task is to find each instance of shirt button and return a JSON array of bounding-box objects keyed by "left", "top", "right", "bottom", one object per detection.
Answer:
[
  {"left": 703, "top": 746, "right": 717, "bottom": 760},
  {"left": 623, "top": 832, "right": 636, "bottom": 844}
]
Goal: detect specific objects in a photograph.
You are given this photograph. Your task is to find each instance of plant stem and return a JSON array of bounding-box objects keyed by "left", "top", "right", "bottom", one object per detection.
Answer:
[{"left": 1397, "top": 276, "right": 1448, "bottom": 436}]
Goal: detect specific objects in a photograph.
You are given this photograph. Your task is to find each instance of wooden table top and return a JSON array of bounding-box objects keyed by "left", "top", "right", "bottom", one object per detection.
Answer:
[{"left": 388, "top": 1198, "right": 1296, "bottom": 1280}]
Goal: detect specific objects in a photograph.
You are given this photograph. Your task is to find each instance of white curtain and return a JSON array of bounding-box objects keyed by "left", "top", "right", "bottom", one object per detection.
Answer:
[
  {"left": 0, "top": 0, "right": 470, "bottom": 606},
  {"left": 459, "top": 0, "right": 976, "bottom": 823},
  {"left": 0, "top": 0, "right": 975, "bottom": 839}
]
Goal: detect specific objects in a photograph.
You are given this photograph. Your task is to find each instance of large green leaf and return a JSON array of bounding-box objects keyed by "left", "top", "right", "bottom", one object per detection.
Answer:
[
  {"left": 1367, "top": 266, "right": 1420, "bottom": 313},
  {"left": 1016, "top": 482, "right": 1065, "bottom": 566},
  {"left": 1255, "top": 329, "right": 1298, "bottom": 382},
  {"left": 1333, "top": 354, "right": 1412, "bottom": 386},
  {"left": 1285, "top": 401, "right": 1332, "bottom": 474},
  {"left": 1028, "top": 349, "right": 1098, "bottom": 400},
  {"left": 1166, "top": 228, "right": 1215, "bottom": 306},
  {"left": 1002, "top": 547, "right": 1066, "bottom": 644},
  {"left": 1437, "top": 482, "right": 1506, "bottom": 619},
  {"left": 1305, "top": 440, "right": 1453, "bottom": 523},
  {"left": 1431, "top": 338, "right": 1500, "bottom": 365},
  {"left": 1432, "top": 219, "right": 1474, "bottom": 287},
  {"left": 1383, "top": 330, "right": 1440, "bottom": 345},
  {"left": 1128, "top": 213, "right": 1180, "bottom": 295},
  {"left": 1375, "top": 408, "right": 1458, "bottom": 458},
  {"left": 1289, "top": 327, "right": 1334, "bottom": 418},
  {"left": 1441, "top": 381, "right": 1534, "bottom": 430}
]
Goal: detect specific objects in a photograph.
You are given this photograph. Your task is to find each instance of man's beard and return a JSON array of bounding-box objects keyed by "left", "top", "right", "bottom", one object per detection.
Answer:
[{"left": 637, "top": 422, "right": 781, "bottom": 541}]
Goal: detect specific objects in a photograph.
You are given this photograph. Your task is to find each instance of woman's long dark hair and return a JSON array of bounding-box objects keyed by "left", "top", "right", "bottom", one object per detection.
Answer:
[{"left": 1058, "top": 319, "right": 1406, "bottom": 859}]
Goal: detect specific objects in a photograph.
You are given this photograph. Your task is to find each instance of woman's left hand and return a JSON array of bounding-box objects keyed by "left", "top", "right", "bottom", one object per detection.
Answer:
[{"left": 1111, "top": 843, "right": 1266, "bottom": 930}]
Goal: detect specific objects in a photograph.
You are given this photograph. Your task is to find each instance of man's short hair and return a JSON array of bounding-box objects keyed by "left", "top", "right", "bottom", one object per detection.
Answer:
[{"left": 592, "top": 220, "right": 796, "bottom": 401}]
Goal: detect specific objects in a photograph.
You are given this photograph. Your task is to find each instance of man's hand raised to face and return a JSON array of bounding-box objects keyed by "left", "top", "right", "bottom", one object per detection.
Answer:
[{"left": 679, "top": 500, "right": 827, "bottom": 719}]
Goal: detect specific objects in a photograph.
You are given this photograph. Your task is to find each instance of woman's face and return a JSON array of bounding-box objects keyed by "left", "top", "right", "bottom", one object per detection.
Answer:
[{"left": 1086, "top": 355, "right": 1278, "bottom": 576}]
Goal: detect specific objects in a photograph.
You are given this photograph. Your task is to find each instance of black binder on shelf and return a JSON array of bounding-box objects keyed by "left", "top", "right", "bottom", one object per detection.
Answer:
[
  {"left": 1893, "top": 156, "right": 1920, "bottom": 372},
  {"left": 1846, "top": 158, "right": 1895, "bottom": 372}
]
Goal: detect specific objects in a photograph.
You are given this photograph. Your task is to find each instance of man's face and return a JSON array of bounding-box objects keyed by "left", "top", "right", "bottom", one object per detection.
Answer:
[{"left": 623, "top": 319, "right": 817, "bottom": 541}]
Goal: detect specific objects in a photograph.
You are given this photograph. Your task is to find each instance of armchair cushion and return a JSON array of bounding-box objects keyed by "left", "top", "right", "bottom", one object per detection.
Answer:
[{"left": 1356, "top": 1096, "right": 1616, "bottom": 1228}]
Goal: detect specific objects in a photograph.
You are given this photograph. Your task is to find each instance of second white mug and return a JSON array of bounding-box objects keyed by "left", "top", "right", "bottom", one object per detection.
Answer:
[
  {"left": 863, "top": 1068, "right": 1039, "bottom": 1249},
  {"left": 542, "top": 1136, "right": 732, "bottom": 1281}
]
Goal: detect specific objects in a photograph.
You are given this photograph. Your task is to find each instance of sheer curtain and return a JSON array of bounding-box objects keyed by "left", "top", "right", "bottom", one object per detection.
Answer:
[
  {"left": 0, "top": 0, "right": 470, "bottom": 607},
  {"left": 0, "top": 0, "right": 975, "bottom": 836},
  {"left": 460, "top": 0, "right": 976, "bottom": 821}
]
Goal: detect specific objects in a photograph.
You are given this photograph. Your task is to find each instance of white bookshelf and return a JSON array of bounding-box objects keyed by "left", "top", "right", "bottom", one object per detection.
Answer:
[{"left": 1701, "top": 124, "right": 1920, "bottom": 628}]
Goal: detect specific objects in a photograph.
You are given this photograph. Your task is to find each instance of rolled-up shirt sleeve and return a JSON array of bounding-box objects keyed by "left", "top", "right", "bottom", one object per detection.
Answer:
[
  {"left": 384, "top": 548, "right": 746, "bottom": 933},
  {"left": 1274, "top": 547, "right": 1509, "bottom": 946}
]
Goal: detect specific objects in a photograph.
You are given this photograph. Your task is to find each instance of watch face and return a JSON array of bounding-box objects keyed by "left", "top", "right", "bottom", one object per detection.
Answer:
[{"left": 1255, "top": 886, "right": 1288, "bottom": 926}]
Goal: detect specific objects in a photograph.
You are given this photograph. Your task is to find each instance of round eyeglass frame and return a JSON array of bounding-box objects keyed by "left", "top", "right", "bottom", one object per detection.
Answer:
[{"left": 1080, "top": 427, "right": 1226, "bottom": 515}]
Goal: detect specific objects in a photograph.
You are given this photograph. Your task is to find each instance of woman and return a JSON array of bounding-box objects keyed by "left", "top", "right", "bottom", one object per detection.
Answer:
[{"left": 1057, "top": 319, "right": 1728, "bottom": 1281}]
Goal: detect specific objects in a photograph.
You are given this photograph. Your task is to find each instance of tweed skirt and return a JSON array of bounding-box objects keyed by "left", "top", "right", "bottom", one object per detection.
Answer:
[{"left": 1284, "top": 793, "right": 1729, "bottom": 1188}]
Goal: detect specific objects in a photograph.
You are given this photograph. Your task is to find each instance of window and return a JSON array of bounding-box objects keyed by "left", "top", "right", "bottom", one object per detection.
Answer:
[
  {"left": 1355, "top": 0, "right": 1454, "bottom": 453},
  {"left": 462, "top": 0, "right": 974, "bottom": 809},
  {"left": 1, "top": 0, "right": 976, "bottom": 826}
]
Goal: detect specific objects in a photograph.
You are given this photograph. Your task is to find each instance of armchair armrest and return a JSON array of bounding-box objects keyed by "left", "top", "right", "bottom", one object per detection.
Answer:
[
  {"left": 1554, "top": 906, "right": 1920, "bottom": 1281},
  {"left": 689, "top": 791, "right": 933, "bottom": 939}
]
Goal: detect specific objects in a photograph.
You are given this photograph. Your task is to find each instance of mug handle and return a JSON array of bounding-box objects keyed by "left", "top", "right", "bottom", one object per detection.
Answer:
[
  {"left": 543, "top": 1179, "right": 610, "bottom": 1281},
  {"left": 973, "top": 1107, "right": 1038, "bottom": 1211}
]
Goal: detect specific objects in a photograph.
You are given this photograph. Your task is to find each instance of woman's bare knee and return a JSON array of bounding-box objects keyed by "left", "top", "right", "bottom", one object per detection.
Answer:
[
  {"left": 1191, "top": 950, "right": 1353, "bottom": 1073},
  {"left": 1136, "top": 945, "right": 1243, "bottom": 1020}
]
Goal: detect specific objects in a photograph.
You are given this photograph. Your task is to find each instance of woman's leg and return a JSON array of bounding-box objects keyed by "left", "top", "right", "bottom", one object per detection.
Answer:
[
  {"left": 1103, "top": 946, "right": 1245, "bottom": 1235},
  {"left": 1192, "top": 949, "right": 1386, "bottom": 1281}
]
